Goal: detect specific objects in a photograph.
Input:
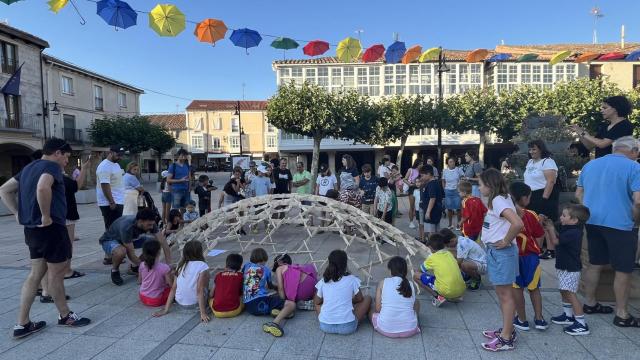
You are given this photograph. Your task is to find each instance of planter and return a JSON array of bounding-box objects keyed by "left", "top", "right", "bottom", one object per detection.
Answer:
[{"left": 75, "top": 189, "right": 97, "bottom": 204}]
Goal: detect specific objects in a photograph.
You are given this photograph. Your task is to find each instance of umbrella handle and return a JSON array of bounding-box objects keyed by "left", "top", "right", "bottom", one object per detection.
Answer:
[{"left": 69, "top": 0, "right": 86, "bottom": 25}]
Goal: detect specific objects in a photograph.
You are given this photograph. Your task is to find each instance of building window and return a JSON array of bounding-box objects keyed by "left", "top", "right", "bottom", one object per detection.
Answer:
[
  {"left": 0, "top": 41, "right": 17, "bottom": 74},
  {"left": 118, "top": 92, "right": 127, "bottom": 108},
  {"left": 266, "top": 135, "right": 277, "bottom": 148},
  {"left": 634, "top": 65, "right": 640, "bottom": 89},
  {"left": 211, "top": 137, "right": 221, "bottom": 151},
  {"left": 3, "top": 94, "right": 20, "bottom": 128},
  {"left": 521, "top": 64, "right": 531, "bottom": 83},
  {"left": 61, "top": 76, "right": 74, "bottom": 95},
  {"left": 566, "top": 64, "right": 577, "bottom": 81},
  {"left": 62, "top": 114, "right": 76, "bottom": 142},
  {"left": 343, "top": 66, "right": 354, "bottom": 88},
  {"left": 191, "top": 135, "right": 203, "bottom": 150},
  {"left": 213, "top": 117, "right": 222, "bottom": 130},
  {"left": 305, "top": 68, "right": 316, "bottom": 85},
  {"left": 331, "top": 68, "right": 342, "bottom": 88},
  {"left": 318, "top": 67, "right": 329, "bottom": 88},
  {"left": 93, "top": 85, "right": 103, "bottom": 110},
  {"left": 229, "top": 136, "right": 240, "bottom": 149},
  {"left": 542, "top": 65, "right": 553, "bottom": 83},
  {"left": 267, "top": 123, "right": 275, "bottom": 132},
  {"left": 231, "top": 117, "right": 239, "bottom": 132}
]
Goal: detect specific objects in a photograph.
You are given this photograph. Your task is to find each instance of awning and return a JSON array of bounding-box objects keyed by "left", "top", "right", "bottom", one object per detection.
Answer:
[{"left": 207, "top": 153, "right": 229, "bottom": 159}]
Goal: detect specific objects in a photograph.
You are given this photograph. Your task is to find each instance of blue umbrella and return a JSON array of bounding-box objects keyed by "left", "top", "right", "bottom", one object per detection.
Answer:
[
  {"left": 97, "top": 0, "right": 137, "bottom": 29},
  {"left": 230, "top": 28, "right": 262, "bottom": 54},
  {"left": 385, "top": 41, "right": 406, "bottom": 64},
  {"left": 487, "top": 53, "right": 512, "bottom": 62},
  {"left": 625, "top": 49, "right": 640, "bottom": 61}
]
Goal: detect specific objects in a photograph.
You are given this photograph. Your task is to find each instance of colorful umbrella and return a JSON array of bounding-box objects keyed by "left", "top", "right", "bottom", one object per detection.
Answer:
[
  {"left": 303, "top": 40, "right": 329, "bottom": 57},
  {"left": 419, "top": 47, "right": 440, "bottom": 62},
  {"left": 625, "top": 50, "right": 640, "bottom": 61},
  {"left": 402, "top": 45, "right": 422, "bottom": 64},
  {"left": 194, "top": 19, "right": 227, "bottom": 45},
  {"left": 487, "top": 53, "right": 512, "bottom": 62},
  {"left": 574, "top": 52, "right": 601, "bottom": 63},
  {"left": 362, "top": 44, "right": 385, "bottom": 63},
  {"left": 0, "top": 0, "right": 23, "bottom": 4},
  {"left": 149, "top": 4, "right": 185, "bottom": 37},
  {"left": 336, "top": 37, "right": 362, "bottom": 63},
  {"left": 229, "top": 28, "right": 262, "bottom": 54},
  {"left": 599, "top": 52, "right": 625, "bottom": 61},
  {"left": 97, "top": 0, "right": 137, "bottom": 29},
  {"left": 385, "top": 41, "right": 406, "bottom": 64},
  {"left": 549, "top": 50, "right": 572, "bottom": 66},
  {"left": 271, "top": 37, "right": 299, "bottom": 50},
  {"left": 516, "top": 53, "right": 539, "bottom": 62},
  {"left": 48, "top": 0, "right": 68, "bottom": 13},
  {"left": 465, "top": 49, "right": 489, "bottom": 63}
]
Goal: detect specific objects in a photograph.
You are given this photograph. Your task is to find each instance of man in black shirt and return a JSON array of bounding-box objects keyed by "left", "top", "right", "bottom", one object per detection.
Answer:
[{"left": 272, "top": 159, "right": 292, "bottom": 194}]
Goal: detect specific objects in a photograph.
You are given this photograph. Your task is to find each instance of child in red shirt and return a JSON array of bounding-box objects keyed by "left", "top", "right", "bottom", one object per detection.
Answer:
[
  {"left": 210, "top": 253, "right": 244, "bottom": 318},
  {"left": 458, "top": 181, "right": 486, "bottom": 241},
  {"left": 509, "top": 182, "right": 548, "bottom": 331}
]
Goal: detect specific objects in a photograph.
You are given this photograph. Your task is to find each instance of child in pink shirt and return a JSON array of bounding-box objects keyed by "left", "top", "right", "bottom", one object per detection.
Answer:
[{"left": 139, "top": 238, "right": 173, "bottom": 307}]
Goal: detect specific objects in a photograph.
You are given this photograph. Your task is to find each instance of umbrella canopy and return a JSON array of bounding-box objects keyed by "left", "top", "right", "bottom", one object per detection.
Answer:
[
  {"left": 574, "top": 52, "right": 601, "bottom": 63},
  {"left": 466, "top": 49, "right": 489, "bottom": 63},
  {"left": 97, "top": 0, "right": 137, "bottom": 29},
  {"left": 402, "top": 45, "right": 422, "bottom": 64},
  {"left": 625, "top": 50, "right": 640, "bottom": 61},
  {"left": 149, "top": 4, "right": 185, "bottom": 37},
  {"left": 487, "top": 53, "right": 512, "bottom": 62},
  {"left": 303, "top": 40, "right": 330, "bottom": 57},
  {"left": 362, "top": 44, "right": 385, "bottom": 63},
  {"left": 230, "top": 28, "right": 262, "bottom": 53},
  {"left": 336, "top": 37, "right": 362, "bottom": 63},
  {"left": 385, "top": 41, "right": 406, "bottom": 64},
  {"left": 516, "top": 53, "right": 539, "bottom": 62},
  {"left": 47, "top": 0, "right": 68, "bottom": 13},
  {"left": 194, "top": 19, "right": 227, "bottom": 45},
  {"left": 0, "top": 0, "right": 23, "bottom": 4},
  {"left": 549, "top": 50, "right": 572, "bottom": 65},
  {"left": 271, "top": 37, "right": 299, "bottom": 50},
  {"left": 599, "top": 52, "right": 625, "bottom": 61},
  {"left": 419, "top": 47, "right": 440, "bottom": 62}
]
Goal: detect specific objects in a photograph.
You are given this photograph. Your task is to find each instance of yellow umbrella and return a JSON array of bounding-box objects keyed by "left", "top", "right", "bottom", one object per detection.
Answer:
[
  {"left": 336, "top": 37, "right": 362, "bottom": 63},
  {"left": 419, "top": 47, "right": 440, "bottom": 62},
  {"left": 149, "top": 4, "right": 186, "bottom": 37},
  {"left": 48, "top": 0, "right": 68, "bottom": 13},
  {"left": 549, "top": 50, "right": 572, "bottom": 66}
]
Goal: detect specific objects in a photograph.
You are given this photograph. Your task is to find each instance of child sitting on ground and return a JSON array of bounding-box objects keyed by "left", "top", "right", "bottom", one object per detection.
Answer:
[
  {"left": 183, "top": 200, "right": 199, "bottom": 224},
  {"left": 374, "top": 177, "right": 394, "bottom": 224},
  {"left": 458, "top": 181, "right": 487, "bottom": 241},
  {"left": 315, "top": 249, "right": 372, "bottom": 335},
  {"left": 509, "top": 182, "right": 548, "bottom": 332},
  {"left": 546, "top": 204, "right": 591, "bottom": 336},
  {"left": 369, "top": 256, "right": 420, "bottom": 338},
  {"left": 441, "top": 228, "right": 487, "bottom": 291},
  {"left": 414, "top": 233, "right": 466, "bottom": 307},
  {"left": 210, "top": 253, "right": 244, "bottom": 318},
  {"left": 138, "top": 239, "right": 173, "bottom": 307},
  {"left": 153, "top": 240, "right": 210, "bottom": 322}
]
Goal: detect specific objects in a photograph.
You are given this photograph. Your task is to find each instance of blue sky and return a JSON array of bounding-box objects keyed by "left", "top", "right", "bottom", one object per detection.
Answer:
[{"left": 3, "top": 0, "right": 640, "bottom": 113}]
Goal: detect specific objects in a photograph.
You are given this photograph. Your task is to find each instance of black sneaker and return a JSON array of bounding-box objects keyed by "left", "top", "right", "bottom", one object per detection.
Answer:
[
  {"left": 58, "top": 312, "right": 91, "bottom": 327},
  {"left": 111, "top": 270, "right": 123, "bottom": 286},
  {"left": 13, "top": 321, "right": 46, "bottom": 338},
  {"left": 539, "top": 250, "right": 555, "bottom": 260},
  {"left": 127, "top": 265, "right": 139, "bottom": 275}
]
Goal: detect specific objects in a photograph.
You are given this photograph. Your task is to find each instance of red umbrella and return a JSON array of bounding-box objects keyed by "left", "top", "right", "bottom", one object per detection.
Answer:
[
  {"left": 362, "top": 44, "right": 385, "bottom": 63},
  {"left": 303, "top": 40, "right": 330, "bottom": 56},
  {"left": 598, "top": 52, "right": 625, "bottom": 61}
]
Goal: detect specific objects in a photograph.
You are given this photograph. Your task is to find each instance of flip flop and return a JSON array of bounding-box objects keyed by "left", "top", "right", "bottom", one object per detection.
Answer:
[
  {"left": 613, "top": 315, "right": 640, "bottom": 328},
  {"left": 64, "top": 271, "right": 85, "bottom": 280}
]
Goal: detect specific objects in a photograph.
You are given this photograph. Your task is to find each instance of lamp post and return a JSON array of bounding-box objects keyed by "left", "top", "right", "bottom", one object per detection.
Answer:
[
  {"left": 436, "top": 47, "right": 449, "bottom": 170},
  {"left": 233, "top": 101, "right": 245, "bottom": 156}
]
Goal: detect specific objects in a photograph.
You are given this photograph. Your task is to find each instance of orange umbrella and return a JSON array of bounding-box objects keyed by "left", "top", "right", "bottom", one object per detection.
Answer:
[
  {"left": 466, "top": 49, "right": 489, "bottom": 63},
  {"left": 194, "top": 18, "right": 227, "bottom": 45},
  {"left": 402, "top": 45, "right": 422, "bottom": 64},
  {"left": 574, "top": 52, "right": 601, "bottom": 63}
]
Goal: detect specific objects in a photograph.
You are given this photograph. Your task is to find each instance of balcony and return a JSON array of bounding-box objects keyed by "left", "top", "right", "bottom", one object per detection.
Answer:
[
  {"left": 0, "top": 114, "right": 43, "bottom": 134},
  {"left": 62, "top": 128, "right": 84, "bottom": 143}
]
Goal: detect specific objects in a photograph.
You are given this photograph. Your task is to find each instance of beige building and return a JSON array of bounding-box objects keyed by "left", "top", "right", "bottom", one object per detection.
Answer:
[{"left": 185, "top": 100, "right": 276, "bottom": 169}]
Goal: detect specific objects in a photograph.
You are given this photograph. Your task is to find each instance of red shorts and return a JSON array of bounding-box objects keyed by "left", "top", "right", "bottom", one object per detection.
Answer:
[{"left": 139, "top": 286, "right": 171, "bottom": 307}]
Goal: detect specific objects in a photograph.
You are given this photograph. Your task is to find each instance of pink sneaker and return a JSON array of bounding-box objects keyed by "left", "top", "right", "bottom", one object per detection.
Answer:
[
  {"left": 482, "top": 328, "right": 518, "bottom": 342},
  {"left": 481, "top": 335, "right": 515, "bottom": 352}
]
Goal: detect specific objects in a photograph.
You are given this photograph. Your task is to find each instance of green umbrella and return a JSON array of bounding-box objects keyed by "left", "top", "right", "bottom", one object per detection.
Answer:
[
  {"left": 516, "top": 53, "right": 539, "bottom": 62},
  {"left": 271, "top": 37, "right": 299, "bottom": 59},
  {"left": 1, "top": 0, "right": 23, "bottom": 4}
]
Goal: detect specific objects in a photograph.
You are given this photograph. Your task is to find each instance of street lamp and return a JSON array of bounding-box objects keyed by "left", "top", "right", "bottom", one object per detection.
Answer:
[
  {"left": 436, "top": 47, "right": 449, "bottom": 170},
  {"left": 233, "top": 101, "right": 245, "bottom": 155}
]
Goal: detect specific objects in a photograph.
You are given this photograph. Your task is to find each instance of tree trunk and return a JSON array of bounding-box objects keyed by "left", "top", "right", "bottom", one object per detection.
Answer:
[
  {"left": 396, "top": 136, "right": 408, "bottom": 173},
  {"left": 479, "top": 131, "right": 487, "bottom": 167},
  {"left": 310, "top": 135, "right": 322, "bottom": 192}
]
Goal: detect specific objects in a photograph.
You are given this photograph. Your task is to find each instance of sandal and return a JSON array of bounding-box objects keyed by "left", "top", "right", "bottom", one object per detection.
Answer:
[
  {"left": 613, "top": 315, "right": 640, "bottom": 328},
  {"left": 40, "top": 295, "right": 71, "bottom": 303},
  {"left": 262, "top": 321, "right": 284, "bottom": 337},
  {"left": 583, "top": 303, "right": 613, "bottom": 314},
  {"left": 64, "top": 271, "right": 85, "bottom": 280}
]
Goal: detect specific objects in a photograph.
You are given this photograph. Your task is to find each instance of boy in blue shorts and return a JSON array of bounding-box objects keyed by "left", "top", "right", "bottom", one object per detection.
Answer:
[{"left": 509, "top": 182, "right": 548, "bottom": 331}]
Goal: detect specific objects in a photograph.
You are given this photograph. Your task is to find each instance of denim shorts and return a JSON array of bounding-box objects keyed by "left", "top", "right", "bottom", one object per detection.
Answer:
[
  {"left": 244, "top": 295, "right": 285, "bottom": 315},
  {"left": 444, "top": 189, "right": 461, "bottom": 210},
  {"left": 101, "top": 240, "right": 121, "bottom": 255},
  {"left": 161, "top": 192, "right": 173, "bottom": 204},
  {"left": 171, "top": 188, "right": 191, "bottom": 209},
  {"left": 319, "top": 319, "right": 358, "bottom": 335},
  {"left": 486, "top": 244, "right": 519, "bottom": 286}
]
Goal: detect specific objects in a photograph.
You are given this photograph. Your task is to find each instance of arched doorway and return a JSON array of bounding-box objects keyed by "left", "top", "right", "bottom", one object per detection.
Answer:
[{"left": 0, "top": 142, "right": 37, "bottom": 182}]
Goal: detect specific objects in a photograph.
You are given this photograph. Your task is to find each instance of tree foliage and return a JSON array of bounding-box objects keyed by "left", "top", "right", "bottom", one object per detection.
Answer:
[{"left": 88, "top": 115, "right": 176, "bottom": 154}]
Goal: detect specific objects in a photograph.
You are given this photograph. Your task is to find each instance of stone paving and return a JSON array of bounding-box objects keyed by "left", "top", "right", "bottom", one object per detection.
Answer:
[{"left": 0, "top": 173, "right": 639, "bottom": 359}]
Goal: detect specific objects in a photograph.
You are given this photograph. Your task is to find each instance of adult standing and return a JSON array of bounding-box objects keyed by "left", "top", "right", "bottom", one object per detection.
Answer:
[
  {"left": 273, "top": 160, "right": 293, "bottom": 195},
  {"left": 338, "top": 154, "right": 362, "bottom": 208},
  {"left": 123, "top": 162, "right": 145, "bottom": 216},
  {"left": 292, "top": 162, "right": 312, "bottom": 196},
  {"left": 0, "top": 138, "right": 91, "bottom": 338},
  {"left": 576, "top": 136, "right": 640, "bottom": 327},
  {"left": 377, "top": 155, "right": 394, "bottom": 179},
  {"left": 425, "top": 157, "right": 439, "bottom": 179},
  {"left": 572, "top": 95, "right": 634, "bottom": 158},
  {"left": 442, "top": 157, "right": 463, "bottom": 229},
  {"left": 524, "top": 140, "right": 559, "bottom": 260},
  {"left": 462, "top": 150, "right": 483, "bottom": 197},
  {"left": 96, "top": 145, "right": 126, "bottom": 230},
  {"left": 404, "top": 159, "right": 423, "bottom": 229},
  {"left": 166, "top": 149, "right": 192, "bottom": 210}
]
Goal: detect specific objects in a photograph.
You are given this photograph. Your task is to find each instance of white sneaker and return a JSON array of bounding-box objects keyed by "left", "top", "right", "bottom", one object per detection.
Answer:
[{"left": 409, "top": 221, "right": 416, "bottom": 229}]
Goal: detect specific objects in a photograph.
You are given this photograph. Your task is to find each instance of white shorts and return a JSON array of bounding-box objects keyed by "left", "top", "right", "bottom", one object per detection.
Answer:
[
  {"left": 65, "top": 219, "right": 77, "bottom": 225},
  {"left": 556, "top": 269, "right": 580, "bottom": 293},
  {"left": 465, "top": 259, "right": 487, "bottom": 275}
]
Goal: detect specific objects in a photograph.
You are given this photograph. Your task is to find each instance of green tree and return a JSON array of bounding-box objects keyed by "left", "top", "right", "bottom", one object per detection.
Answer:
[{"left": 496, "top": 85, "right": 550, "bottom": 142}]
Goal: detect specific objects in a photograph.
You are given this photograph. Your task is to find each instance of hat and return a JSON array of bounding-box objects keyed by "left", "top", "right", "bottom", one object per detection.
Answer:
[
  {"left": 110, "top": 145, "right": 125, "bottom": 153},
  {"left": 249, "top": 161, "right": 257, "bottom": 167},
  {"left": 161, "top": 170, "right": 169, "bottom": 178},
  {"left": 257, "top": 165, "right": 268, "bottom": 174}
]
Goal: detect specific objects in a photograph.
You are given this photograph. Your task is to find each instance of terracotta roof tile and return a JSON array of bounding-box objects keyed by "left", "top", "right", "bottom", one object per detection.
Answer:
[
  {"left": 147, "top": 114, "right": 186, "bottom": 130},
  {"left": 496, "top": 43, "right": 640, "bottom": 61},
  {"left": 186, "top": 100, "right": 268, "bottom": 111}
]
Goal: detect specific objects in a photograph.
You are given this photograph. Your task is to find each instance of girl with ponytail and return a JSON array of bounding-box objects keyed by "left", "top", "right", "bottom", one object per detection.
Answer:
[
  {"left": 138, "top": 239, "right": 173, "bottom": 307},
  {"left": 369, "top": 256, "right": 421, "bottom": 338}
]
